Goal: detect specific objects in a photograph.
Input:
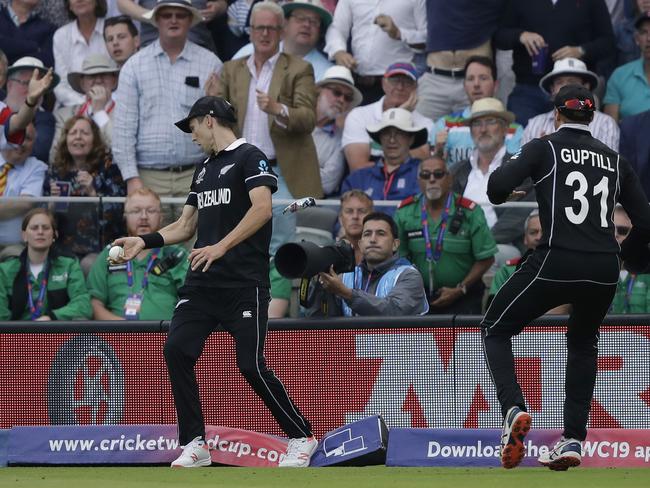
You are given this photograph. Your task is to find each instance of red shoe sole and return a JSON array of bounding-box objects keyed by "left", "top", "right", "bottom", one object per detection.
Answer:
[{"left": 501, "top": 412, "right": 532, "bottom": 469}]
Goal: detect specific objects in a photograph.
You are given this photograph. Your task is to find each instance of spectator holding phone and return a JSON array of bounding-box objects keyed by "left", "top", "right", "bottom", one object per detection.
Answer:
[{"left": 44, "top": 115, "right": 125, "bottom": 273}]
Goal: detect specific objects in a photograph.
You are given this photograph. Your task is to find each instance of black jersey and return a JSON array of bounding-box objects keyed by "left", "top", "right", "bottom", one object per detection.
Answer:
[
  {"left": 184, "top": 139, "right": 278, "bottom": 288},
  {"left": 488, "top": 125, "right": 650, "bottom": 254}
]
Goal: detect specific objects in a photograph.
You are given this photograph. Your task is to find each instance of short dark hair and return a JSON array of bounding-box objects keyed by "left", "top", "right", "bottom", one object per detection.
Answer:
[
  {"left": 104, "top": 15, "right": 138, "bottom": 38},
  {"left": 464, "top": 55, "right": 497, "bottom": 81},
  {"left": 65, "top": 0, "right": 107, "bottom": 20},
  {"left": 363, "top": 212, "right": 398, "bottom": 239}
]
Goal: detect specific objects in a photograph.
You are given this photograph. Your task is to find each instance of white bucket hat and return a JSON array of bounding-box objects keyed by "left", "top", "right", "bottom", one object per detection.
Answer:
[
  {"left": 67, "top": 54, "right": 120, "bottom": 94},
  {"left": 316, "top": 66, "right": 363, "bottom": 108},
  {"left": 7, "top": 56, "right": 60, "bottom": 89},
  {"left": 367, "top": 108, "right": 428, "bottom": 148},
  {"left": 466, "top": 97, "right": 515, "bottom": 125},
  {"left": 539, "top": 58, "right": 599, "bottom": 95},
  {"left": 142, "top": 0, "right": 203, "bottom": 27}
]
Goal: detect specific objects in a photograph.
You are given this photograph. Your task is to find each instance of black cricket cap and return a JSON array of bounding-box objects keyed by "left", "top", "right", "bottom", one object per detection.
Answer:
[
  {"left": 634, "top": 11, "right": 650, "bottom": 29},
  {"left": 554, "top": 84, "right": 596, "bottom": 118},
  {"left": 175, "top": 96, "right": 237, "bottom": 133}
]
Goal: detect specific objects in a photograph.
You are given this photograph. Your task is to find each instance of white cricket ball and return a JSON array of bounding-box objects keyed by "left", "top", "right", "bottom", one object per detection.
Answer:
[{"left": 108, "top": 246, "right": 124, "bottom": 261}]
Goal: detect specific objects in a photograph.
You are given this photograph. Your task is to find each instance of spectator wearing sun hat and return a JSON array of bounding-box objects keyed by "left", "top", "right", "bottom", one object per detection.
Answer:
[
  {"left": 342, "top": 62, "right": 431, "bottom": 173},
  {"left": 341, "top": 107, "right": 427, "bottom": 213},
  {"left": 231, "top": 0, "right": 334, "bottom": 82},
  {"left": 313, "top": 65, "right": 362, "bottom": 195},
  {"left": 523, "top": 57, "right": 619, "bottom": 150},
  {"left": 116, "top": 0, "right": 216, "bottom": 52},
  {"left": 49, "top": 53, "right": 120, "bottom": 162},
  {"left": 451, "top": 97, "right": 534, "bottom": 259},
  {"left": 3, "top": 56, "right": 58, "bottom": 163}
]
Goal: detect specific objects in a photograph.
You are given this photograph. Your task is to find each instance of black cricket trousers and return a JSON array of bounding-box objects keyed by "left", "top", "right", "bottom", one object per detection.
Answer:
[
  {"left": 164, "top": 285, "right": 313, "bottom": 445},
  {"left": 481, "top": 247, "right": 618, "bottom": 441}
]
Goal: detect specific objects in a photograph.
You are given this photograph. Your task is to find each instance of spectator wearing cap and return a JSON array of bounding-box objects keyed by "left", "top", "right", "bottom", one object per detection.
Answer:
[
  {"left": 523, "top": 58, "right": 619, "bottom": 150},
  {"left": 416, "top": 0, "right": 503, "bottom": 122},
  {"left": 432, "top": 56, "right": 524, "bottom": 168},
  {"left": 116, "top": 0, "right": 219, "bottom": 52},
  {"left": 53, "top": 0, "right": 111, "bottom": 108},
  {"left": 620, "top": 109, "right": 650, "bottom": 198},
  {"left": 231, "top": 0, "right": 334, "bottom": 82},
  {"left": 340, "top": 108, "right": 426, "bottom": 214},
  {"left": 0, "top": 0, "right": 57, "bottom": 67},
  {"left": 112, "top": 0, "right": 222, "bottom": 199},
  {"left": 314, "top": 66, "right": 362, "bottom": 196},
  {"left": 3, "top": 56, "right": 58, "bottom": 163},
  {"left": 342, "top": 62, "right": 431, "bottom": 173},
  {"left": 451, "top": 97, "right": 534, "bottom": 261},
  {"left": 103, "top": 14, "right": 140, "bottom": 67},
  {"left": 50, "top": 53, "right": 119, "bottom": 162},
  {"left": 325, "top": 0, "right": 426, "bottom": 105},
  {"left": 604, "top": 11, "right": 650, "bottom": 121},
  {"left": 494, "top": 0, "right": 615, "bottom": 126},
  {"left": 207, "top": 1, "right": 321, "bottom": 255}
]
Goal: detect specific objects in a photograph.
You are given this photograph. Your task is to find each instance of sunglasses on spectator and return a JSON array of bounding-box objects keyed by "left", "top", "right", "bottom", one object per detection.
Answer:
[
  {"left": 470, "top": 117, "right": 502, "bottom": 129},
  {"left": 158, "top": 11, "right": 191, "bottom": 20},
  {"left": 558, "top": 98, "right": 594, "bottom": 111},
  {"left": 615, "top": 225, "right": 631, "bottom": 236},
  {"left": 251, "top": 25, "right": 282, "bottom": 33},
  {"left": 418, "top": 169, "right": 448, "bottom": 180},
  {"left": 325, "top": 85, "right": 354, "bottom": 102}
]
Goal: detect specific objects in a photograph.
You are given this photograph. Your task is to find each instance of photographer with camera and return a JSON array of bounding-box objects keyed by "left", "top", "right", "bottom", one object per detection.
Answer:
[
  {"left": 315, "top": 212, "right": 428, "bottom": 316},
  {"left": 394, "top": 155, "right": 497, "bottom": 314}
]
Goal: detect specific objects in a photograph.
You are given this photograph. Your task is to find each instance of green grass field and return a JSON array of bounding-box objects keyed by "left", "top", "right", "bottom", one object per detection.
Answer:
[{"left": 1, "top": 467, "right": 649, "bottom": 488}]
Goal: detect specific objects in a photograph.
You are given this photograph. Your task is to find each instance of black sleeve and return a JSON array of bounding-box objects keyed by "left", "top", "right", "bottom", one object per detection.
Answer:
[
  {"left": 185, "top": 166, "right": 200, "bottom": 207},
  {"left": 242, "top": 147, "right": 278, "bottom": 194},
  {"left": 618, "top": 157, "right": 650, "bottom": 271},
  {"left": 493, "top": 0, "right": 524, "bottom": 50},
  {"left": 581, "top": 0, "right": 615, "bottom": 65},
  {"left": 487, "top": 139, "right": 546, "bottom": 205}
]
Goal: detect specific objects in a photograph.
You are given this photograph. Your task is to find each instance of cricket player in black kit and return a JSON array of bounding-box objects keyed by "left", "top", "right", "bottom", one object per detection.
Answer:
[
  {"left": 482, "top": 85, "right": 650, "bottom": 471},
  {"left": 113, "top": 96, "right": 316, "bottom": 468}
]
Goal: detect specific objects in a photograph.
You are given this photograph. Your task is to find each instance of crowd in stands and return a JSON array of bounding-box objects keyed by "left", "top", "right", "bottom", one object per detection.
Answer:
[{"left": 1, "top": 0, "right": 650, "bottom": 320}]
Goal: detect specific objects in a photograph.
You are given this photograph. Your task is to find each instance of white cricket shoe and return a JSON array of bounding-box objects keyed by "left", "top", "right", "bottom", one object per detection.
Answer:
[
  {"left": 171, "top": 436, "right": 211, "bottom": 468},
  {"left": 538, "top": 437, "right": 582, "bottom": 471},
  {"left": 278, "top": 436, "right": 318, "bottom": 467}
]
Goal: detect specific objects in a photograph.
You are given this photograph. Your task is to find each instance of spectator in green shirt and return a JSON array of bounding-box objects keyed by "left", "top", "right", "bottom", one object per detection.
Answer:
[
  {"left": 394, "top": 155, "right": 497, "bottom": 314},
  {"left": 86, "top": 187, "right": 188, "bottom": 320},
  {"left": 0, "top": 208, "right": 92, "bottom": 320},
  {"left": 609, "top": 205, "right": 650, "bottom": 313}
]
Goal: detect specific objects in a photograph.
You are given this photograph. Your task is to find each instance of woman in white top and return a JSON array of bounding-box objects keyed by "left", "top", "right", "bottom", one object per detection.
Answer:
[{"left": 53, "top": 0, "right": 110, "bottom": 107}]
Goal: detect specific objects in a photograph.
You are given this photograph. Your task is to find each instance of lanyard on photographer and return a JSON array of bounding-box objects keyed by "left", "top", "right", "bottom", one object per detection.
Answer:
[
  {"left": 27, "top": 262, "right": 49, "bottom": 320},
  {"left": 421, "top": 192, "right": 452, "bottom": 298},
  {"left": 126, "top": 249, "right": 160, "bottom": 292}
]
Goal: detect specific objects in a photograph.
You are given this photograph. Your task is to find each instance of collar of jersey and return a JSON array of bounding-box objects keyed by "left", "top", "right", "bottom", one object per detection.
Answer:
[
  {"left": 222, "top": 138, "right": 247, "bottom": 152},
  {"left": 557, "top": 123, "right": 591, "bottom": 133}
]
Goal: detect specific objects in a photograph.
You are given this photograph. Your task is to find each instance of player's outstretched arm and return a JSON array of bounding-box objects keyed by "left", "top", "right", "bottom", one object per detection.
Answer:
[{"left": 158, "top": 204, "right": 198, "bottom": 246}]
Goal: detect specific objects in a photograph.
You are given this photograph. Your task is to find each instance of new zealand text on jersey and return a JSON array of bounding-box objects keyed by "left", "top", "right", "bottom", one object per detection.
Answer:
[
  {"left": 197, "top": 188, "right": 231, "bottom": 209},
  {"left": 560, "top": 148, "right": 615, "bottom": 173}
]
